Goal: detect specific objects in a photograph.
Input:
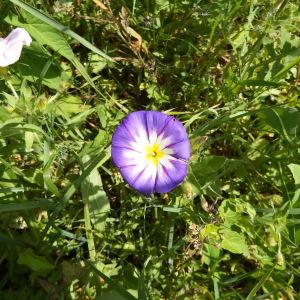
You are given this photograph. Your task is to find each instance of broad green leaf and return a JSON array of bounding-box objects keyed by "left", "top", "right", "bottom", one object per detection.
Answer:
[
  {"left": 273, "top": 28, "right": 300, "bottom": 78},
  {"left": 218, "top": 199, "right": 256, "bottom": 239},
  {"left": 221, "top": 228, "right": 249, "bottom": 256},
  {"left": 43, "top": 176, "right": 60, "bottom": 197},
  {"left": 5, "top": 13, "right": 74, "bottom": 60},
  {"left": 18, "top": 249, "right": 54, "bottom": 274},
  {"left": 288, "top": 164, "right": 300, "bottom": 206},
  {"left": 258, "top": 107, "right": 300, "bottom": 142},
  {"left": 88, "top": 262, "right": 136, "bottom": 300},
  {"left": 41, "top": 150, "right": 111, "bottom": 241},
  {"left": 2, "top": 92, "right": 18, "bottom": 109},
  {"left": 24, "top": 131, "right": 34, "bottom": 152},
  {"left": 48, "top": 95, "right": 91, "bottom": 116},
  {"left": 288, "top": 164, "right": 300, "bottom": 186},
  {"left": 187, "top": 156, "right": 226, "bottom": 197},
  {"left": 81, "top": 155, "right": 110, "bottom": 233},
  {"left": 294, "top": 228, "right": 300, "bottom": 244},
  {"left": 11, "top": 42, "right": 69, "bottom": 91},
  {"left": 201, "top": 224, "right": 220, "bottom": 240},
  {"left": 202, "top": 243, "right": 220, "bottom": 266},
  {"left": 9, "top": 0, "right": 113, "bottom": 62},
  {"left": 219, "top": 199, "right": 256, "bottom": 225},
  {"left": 5, "top": 13, "right": 100, "bottom": 92},
  {"left": 192, "top": 156, "right": 226, "bottom": 176},
  {"left": 81, "top": 154, "right": 110, "bottom": 261}
]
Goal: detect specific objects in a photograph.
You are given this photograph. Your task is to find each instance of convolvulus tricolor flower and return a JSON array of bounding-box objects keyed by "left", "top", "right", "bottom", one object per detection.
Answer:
[{"left": 111, "top": 111, "right": 190, "bottom": 195}]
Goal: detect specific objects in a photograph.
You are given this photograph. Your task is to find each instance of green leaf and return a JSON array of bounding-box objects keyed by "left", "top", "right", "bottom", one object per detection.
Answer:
[
  {"left": 0, "top": 200, "right": 54, "bottom": 213},
  {"left": 24, "top": 131, "right": 34, "bottom": 152},
  {"left": 40, "top": 150, "right": 111, "bottom": 241},
  {"left": 66, "top": 108, "right": 95, "bottom": 125},
  {"left": 202, "top": 243, "right": 220, "bottom": 266},
  {"left": 288, "top": 164, "right": 300, "bottom": 186},
  {"left": 193, "top": 156, "right": 226, "bottom": 176},
  {"left": 81, "top": 155, "right": 110, "bottom": 233},
  {"left": 245, "top": 267, "right": 274, "bottom": 300},
  {"left": 219, "top": 199, "right": 256, "bottom": 226},
  {"left": 8, "top": 0, "right": 113, "bottom": 62},
  {"left": 5, "top": 13, "right": 74, "bottom": 60},
  {"left": 258, "top": 107, "right": 300, "bottom": 142},
  {"left": 187, "top": 156, "right": 226, "bottom": 196},
  {"left": 288, "top": 164, "right": 300, "bottom": 206},
  {"left": 18, "top": 249, "right": 54, "bottom": 275},
  {"left": 5, "top": 12, "right": 101, "bottom": 92},
  {"left": 221, "top": 228, "right": 249, "bottom": 256},
  {"left": 88, "top": 261, "right": 137, "bottom": 300},
  {"left": 238, "top": 79, "right": 279, "bottom": 87},
  {"left": 49, "top": 95, "right": 91, "bottom": 116},
  {"left": 12, "top": 42, "right": 69, "bottom": 91}
]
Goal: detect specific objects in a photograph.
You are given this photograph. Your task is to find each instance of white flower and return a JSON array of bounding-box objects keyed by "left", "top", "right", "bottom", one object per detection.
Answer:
[{"left": 0, "top": 28, "right": 32, "bottom": 67}]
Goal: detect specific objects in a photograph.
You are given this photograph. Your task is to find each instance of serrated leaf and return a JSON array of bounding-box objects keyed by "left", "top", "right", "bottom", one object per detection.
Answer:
[{"left": 219, "top": 199, "right": 256, "bottom": 225}]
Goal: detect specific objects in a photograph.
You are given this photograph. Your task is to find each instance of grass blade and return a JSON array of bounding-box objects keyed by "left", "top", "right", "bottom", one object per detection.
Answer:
[
  {"left": 0, "top": 199, "right": 54, "bottom": 213},
  {"left": 245, "top": 267, "right": 274, "bottom": 300}
]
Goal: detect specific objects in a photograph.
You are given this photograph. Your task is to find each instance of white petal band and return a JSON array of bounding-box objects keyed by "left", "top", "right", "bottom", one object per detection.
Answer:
[{"left": 0, "top": 28, "right": 32, "bottom": 67}]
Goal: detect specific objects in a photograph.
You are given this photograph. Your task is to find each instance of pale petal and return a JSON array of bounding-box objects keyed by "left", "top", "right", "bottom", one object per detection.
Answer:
[
  {"left": 155, "top": 155, "right": 188, "bottom": 193},
  {"left": 6, "top": 28, "right": 32, "bottom": 47},
  {"left": 119, "top": 161, "right": 157, "bottom": 195},
  {"left": 0, "top": 28, "right": 32, "bottom": 67}
]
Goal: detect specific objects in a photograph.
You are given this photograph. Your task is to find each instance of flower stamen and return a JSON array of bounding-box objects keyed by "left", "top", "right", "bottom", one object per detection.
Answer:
[{"left": 146, "top": 143, "right": 164, "bottom": 166}]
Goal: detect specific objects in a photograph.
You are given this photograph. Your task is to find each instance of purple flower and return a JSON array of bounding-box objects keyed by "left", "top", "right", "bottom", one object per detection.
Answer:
[{"left": 111, "top": 111, "right": 190, "bottom": 195}]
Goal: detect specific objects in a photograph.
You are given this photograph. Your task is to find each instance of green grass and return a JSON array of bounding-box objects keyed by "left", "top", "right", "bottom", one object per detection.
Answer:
[{"left": 0, "top": 0, "right": 300, "bottom": 299}]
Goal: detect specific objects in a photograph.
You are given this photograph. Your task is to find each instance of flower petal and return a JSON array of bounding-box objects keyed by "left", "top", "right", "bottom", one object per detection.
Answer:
[
  {"left": 0, "top": 28, "right": 32, "bottom": 67},
  {"left": 143, "top": 110, "right": 173, "bottom": 144},
  {"left": 6, "top": 28, "right": 32, "bottom": 47},
  {"left": 112, "top": 111, "right": 150, "bottom": 152},
  {"left": 163, "top": 139, "right": 190, "bottom": 161},
  {"left": 111, "top": 146, "right": 145, "bottom": 168},
  {"left": 157, "top": 116, "right": 189, "bottom": 154},
  {"left": 155, "top": 156, "right": 188, "bottom": 193},
  {"left": 119, "top": 161, "right": 157, "bottom": 195}
]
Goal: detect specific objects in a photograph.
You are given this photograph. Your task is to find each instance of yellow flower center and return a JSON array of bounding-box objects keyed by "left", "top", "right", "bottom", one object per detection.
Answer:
[{"left": 145, "top": 143, "right": 165, "bottom": 165}]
